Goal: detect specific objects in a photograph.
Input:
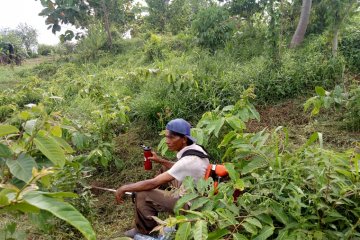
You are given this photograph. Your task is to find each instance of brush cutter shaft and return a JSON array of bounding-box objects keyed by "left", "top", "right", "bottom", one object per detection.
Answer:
[{"left": 91, "top": 186, "right": 132, "bottom": 195}]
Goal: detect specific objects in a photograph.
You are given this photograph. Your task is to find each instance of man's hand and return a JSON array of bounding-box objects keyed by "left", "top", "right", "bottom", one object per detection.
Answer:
[
  {"left": 149, "top": 152, "right": 174, "bottom": 169},
  {"left": 148, "top": 151, "right": 162, "bottom": 163},
  {"left": 115, "top": 186, "right": 125, "bottom": 204}
]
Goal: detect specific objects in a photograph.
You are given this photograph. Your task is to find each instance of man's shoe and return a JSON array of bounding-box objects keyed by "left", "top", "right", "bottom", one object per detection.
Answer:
[{"left": 124, "top": 228, "right": 139, "bottom": 238}]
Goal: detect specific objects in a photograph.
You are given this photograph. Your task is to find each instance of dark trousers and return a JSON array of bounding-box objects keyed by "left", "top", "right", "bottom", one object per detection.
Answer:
[{"left": 134, "top": 189, "right": 179, "bottom": 234}]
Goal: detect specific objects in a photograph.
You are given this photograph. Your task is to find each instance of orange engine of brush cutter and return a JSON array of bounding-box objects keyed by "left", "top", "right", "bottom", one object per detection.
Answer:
[
  {"left": 204, "top": 164, "right": 228, "bottom": 179},
  {"left": 204, "top": 164, "right": 228, "bottom": 192},
  {"left": 204, "top": 164, "right": 243, "bottom": 201}
]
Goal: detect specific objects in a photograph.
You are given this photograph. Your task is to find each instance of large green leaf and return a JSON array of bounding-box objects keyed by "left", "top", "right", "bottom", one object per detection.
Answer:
[
  {"left": 234, "top": 179, "right": 245, "bottom": 191},
  {"left": 175, "top": 222, "right": 191, "bottom": 240},
  {"left": 241, "top": 156, "right": 268, "bottom": 175},
  {"left": 305, "top": 132, "right": 322, "bottom": 147},
  {"left": 213, "top": 118, "right": 225, "bottom": 137},
  {"left": 3, "top": 202, "right": 40, "bottom": 213},
  {"left": 269, "top": 202, "right": 292, "bottom": 225},
  {"left": 34, "top": 135, "right": 66, "bottom": 167},
  {"left": 233, "top": 233, "right": 248, "bottom": 240},
  {"left": 202, "top": 210, "right": 218, "bottom": 223},
  {"left": 23, "top": 191, "right": 96, "bottom": 240},
  {"left": 244, "top": 217, "right": 262, "bottom": 229},
  {"left": 0, "top": 189, "right": 10, "bottom": 206},
  {"left": 53, "top": 136, "right": 74, "bottom": 153},
  {"left": 6, "top": 153, "right": 37, "bottom": 182},
  {"left": 226, "top": 116, "right": 246, "bottom": 130},
  {"left": 238, "top": 108, "right": 250, "bottom": 122},
  {"left": 191, "top": 128, "right": 206, "bottom": 146},
  {"left": 24, "top": 119, "right": 38, "bottom": 135},
  {"left": 242, "top": 222, "right": 257, "bottom": 235},
  {"left": 174, "top": 193, "right": 198, "bottom": 214},
  {"left": 71, "top": 132, "right": 87, "bottom": 150},
  {"left": 225, "top": 163, "right": 240, "bottom": 180},
  {"left": 208, "top": 228, "right": 230, "bottom": 240},
  {"left": 256, "top": 214, "right": 273, "bottom": 226},
  {"left": 39, "top": 191, "right": 78, "bottom": 198},
  {"left": 216, "top": 208, "right": 238, "bottom": 225},
  {"left": 253, "top": 225, "right": 274, "bottom": 240},
  {"left": 193, "top": 220, "right": 208, "bottom": 240},
  {"left": 315, "top": 86, "right": 326, "bottom": 96},
  {"left": 0, "top": 143, "right": 12, "bottom": 158},
  {"left": 206, "top": 118, "right": 225, "bottom": 137},
  {"left": 218, "top": 131, "right": 237, "bottom": 148},
  {"left": 190, "top": 197, "right": 209, "bottom": 211},
  {"left": 247, "top": 104, "right": 260, "bottom": 121},
  {"left": 276, "top": 229, "right": 289, "bottom": 240},
  {"left": 0, "top": 125, "right": 19, "bottom": 137}
]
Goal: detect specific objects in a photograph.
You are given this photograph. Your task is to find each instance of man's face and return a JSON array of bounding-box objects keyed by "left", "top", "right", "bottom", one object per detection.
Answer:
[{"left": 165, "top": 130, "right": 187, "bottom": 152}]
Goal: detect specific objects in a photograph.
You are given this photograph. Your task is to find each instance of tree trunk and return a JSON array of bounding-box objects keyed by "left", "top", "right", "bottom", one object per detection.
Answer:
[
  {"left": 279, "top": 0, "right": 284, "bottom": 56},
  {"left": 290, "top": 0, "right": 312, "bottom": 48},
  {"left": 101, "top": 0, "right": 112, "bottom": 48},
  {"left": 332, "top": 27, "right": 339, "bottom": 56},
  {"left": 330, "top": 0, "right": 358, "bottom": 56},
  {"left": 268, "top": 0, "right": 279, "bottom": 62}
]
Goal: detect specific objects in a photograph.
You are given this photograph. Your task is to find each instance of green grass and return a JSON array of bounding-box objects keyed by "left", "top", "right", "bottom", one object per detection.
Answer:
[
  {"left": 0, "top": 56, "right": 56, "bottom": 90},
  {"left": 0, "top": 66, "right": 20, "bottom": 89},
  {"left": 0, "top": 37, "right": 358, "bottom": 238}
]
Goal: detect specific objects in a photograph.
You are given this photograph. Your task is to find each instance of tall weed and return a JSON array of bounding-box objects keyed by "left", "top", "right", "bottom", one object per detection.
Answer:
[{"left": 305, "top": 85, "right": 360, "bottom": 131}]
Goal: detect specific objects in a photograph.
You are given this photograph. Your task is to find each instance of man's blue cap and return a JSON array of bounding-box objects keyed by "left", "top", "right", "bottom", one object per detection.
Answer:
[{"left": 166, "top": 118, "right": 196, "bottom": 143}]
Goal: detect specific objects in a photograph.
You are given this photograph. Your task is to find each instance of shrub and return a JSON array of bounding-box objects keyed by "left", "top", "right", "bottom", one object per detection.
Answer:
[
  {"left": 38, "top": 44, "right": 56, "bottom": 56},
  {"left": 226, "top": 25, "right": 267, "bottom": 61},
  {"left": 156, "top": 97, "right": 360, "bottom": 239},
  {"left": 15, "top": 89, "right": 43, "bottom": 107},
  {"left": 144, "top": 34, "right": 166, "bottom": 61},
  {"left": 192, "top": 6, "right": 235, "bottom": 52},
  {"left": 305, "top": 85, "right": 360, "bottom": 131},
  {"left": 0, "top": 105, "right": 15, "bottom": 122},
  {"left": 346, "top": 86, "right": 360, "bottom": 130},
  {"left": 55, "top": 42, "right": 77, "bottom": 56},
  {"left": 164, "top": 33, "right": 194, "bottom": 52},
  {"left": 254, "top": 36, "right": 345, "bottom": 103},
  {"left": 340, "top": 29, "right": 360, "bottom": 72},
  {"left": 33, "top": 62, "right": 58, "bottom": 80}
]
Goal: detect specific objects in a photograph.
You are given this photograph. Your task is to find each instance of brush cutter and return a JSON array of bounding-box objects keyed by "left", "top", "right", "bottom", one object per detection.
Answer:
[{"left": 90, "top": 186, "right": 136, "bottom": 203}]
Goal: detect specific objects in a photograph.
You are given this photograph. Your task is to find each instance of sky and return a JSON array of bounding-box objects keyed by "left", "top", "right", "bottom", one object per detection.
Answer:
[{"left": 0, "top": 0, "right": 74, "bottom": 45}]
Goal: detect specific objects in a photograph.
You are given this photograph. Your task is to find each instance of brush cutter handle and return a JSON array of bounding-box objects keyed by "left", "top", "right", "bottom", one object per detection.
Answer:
[
  {"left": 115, "top": 188, "right": 136, "bottom": 204},
  {"left": 91, "top": 186, "right": 132, "bottom": 195}
]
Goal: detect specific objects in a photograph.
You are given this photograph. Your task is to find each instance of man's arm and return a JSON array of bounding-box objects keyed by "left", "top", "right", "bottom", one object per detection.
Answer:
[
  {"left": 115, "top": 172, "right": 175, "bottom": 203},
  {"left": 149, "top": 151, "right": 175, "bottom": 169}
]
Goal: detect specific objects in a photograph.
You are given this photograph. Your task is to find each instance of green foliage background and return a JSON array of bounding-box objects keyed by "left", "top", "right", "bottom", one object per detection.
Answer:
[{"left": 0, "top": 0, "right": 359, "bottom": 239}]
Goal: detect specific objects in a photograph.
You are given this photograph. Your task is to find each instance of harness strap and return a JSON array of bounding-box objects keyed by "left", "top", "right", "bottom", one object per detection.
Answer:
[{"left": 180, "top": 149, "right": 209, "bottom": 159}]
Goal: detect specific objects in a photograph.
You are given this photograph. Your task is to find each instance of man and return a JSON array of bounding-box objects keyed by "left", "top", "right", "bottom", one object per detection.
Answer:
[{"left": 115, "top": 118, "right": 210, "bottom": 238}]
